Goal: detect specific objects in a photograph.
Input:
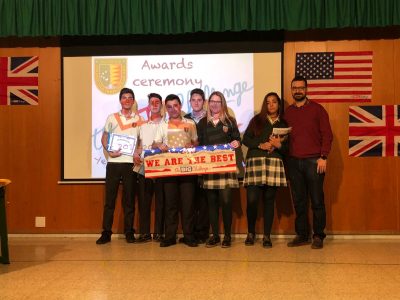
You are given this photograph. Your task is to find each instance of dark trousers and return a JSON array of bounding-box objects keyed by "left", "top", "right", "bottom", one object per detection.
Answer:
[
  {"left": 207, "top": 188, "right": 232, "bottom": 236},
  {"left": 138, "top": 175, "right": 165, "bottom": 235},
  {"left": 193, "top": 183, "right": 209, "bottom": 238},
  {"left": 102, "top": 163, "right": 137, "bottom": 234},
  {"left": 163, "top": 176, "right": 196, "bottom": 241},
  {"left": 153, "top": 179, "right": 165, "bottom": 234},
  {"left": 246, "top": 185, "right": 278, "bottom": 236},
  {"left": 287, "top": 157, "right": 326, "bottom": 239}
]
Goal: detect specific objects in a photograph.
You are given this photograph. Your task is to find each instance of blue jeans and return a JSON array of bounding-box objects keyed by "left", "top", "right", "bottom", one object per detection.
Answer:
[{"left": 287, "top": 157, "right": 326, "bottom": 239}]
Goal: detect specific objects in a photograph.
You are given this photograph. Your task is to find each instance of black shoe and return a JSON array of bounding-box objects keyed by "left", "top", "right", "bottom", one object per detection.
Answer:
[
  {"left": 96, "top": 232, "right": 111, "bottom": 244},
  {"left": 136, "top": 234, "right": 152, "bottom": 243},
  {"left": 153, "top": 234, "right": 164, "bottom": 242},
  {"left": 196, "top": 237, "right": 207, "bottom": 244},
  {"left": 311, "top": 236, "right": 324, "bottom": 249},
  {"left": 183, "top": 238, "right": 198, "bottom": 247},
  {"left": 205, "top": 235, "right": 221, "bottom": 248},
  {"left": 194, "top": 232, "right": 208, "bottom": 244},
  {"left": 262, "top": 235, "right": 272, "bottom": 248},
  {"left": 160, "top": 238, "right": 176, "bottom": 247},
  {"left": 244, "top": 233, "right": 255, "bottom": 246},
  {"left": 178, "top": 237, "right": 185, "bottom": 243},
  {"left": 125, "top": 232, "right": 136, "bottom": 243},
  {"left": 221, "top": 235, "right": 231, "bottom": 248},
  {"left": 287, "top": 235, "right": 311, "bottom": 247}
]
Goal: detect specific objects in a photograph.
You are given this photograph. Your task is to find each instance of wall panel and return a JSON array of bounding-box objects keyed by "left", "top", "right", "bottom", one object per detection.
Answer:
[{"left": 0, "top": 35, "right": 399, "bottom": 234}]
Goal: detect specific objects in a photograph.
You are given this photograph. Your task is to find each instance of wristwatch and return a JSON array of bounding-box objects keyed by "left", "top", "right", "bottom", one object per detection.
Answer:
[{"left": 320, "top": 155, "right": 327, "bottom": 160}]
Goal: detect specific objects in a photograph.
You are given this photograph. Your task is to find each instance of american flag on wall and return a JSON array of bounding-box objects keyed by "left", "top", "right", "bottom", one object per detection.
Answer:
[
  {"left": 349, "top": 105, "right": 400, "bottom": 157},
  {"left": 295, "top": 51, "right": 372, "bottom": 103},
  {"left": 0, "top": 56, "right": 39, "bottom": 105}
]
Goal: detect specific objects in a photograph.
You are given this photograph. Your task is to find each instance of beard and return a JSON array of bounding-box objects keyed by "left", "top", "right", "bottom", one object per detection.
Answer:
[{"left": 293, "top": 93, "right": 306, "bottom": 102}]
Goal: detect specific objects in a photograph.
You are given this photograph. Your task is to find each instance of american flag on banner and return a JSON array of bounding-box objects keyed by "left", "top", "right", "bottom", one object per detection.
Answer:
[
  {"left": 349, "top": 105, "right": 400, "bottom": 157},
  {"left": 0, "top": 56, "right": 39, "bottom": 105},
  {"left": 295, "top": 51, "right": 372, "bottom": 103}
]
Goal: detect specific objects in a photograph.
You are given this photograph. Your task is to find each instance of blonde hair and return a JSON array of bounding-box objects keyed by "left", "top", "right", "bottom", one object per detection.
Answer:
[{"left": 206, "top": 91, "right": 234, "bottom": 126}]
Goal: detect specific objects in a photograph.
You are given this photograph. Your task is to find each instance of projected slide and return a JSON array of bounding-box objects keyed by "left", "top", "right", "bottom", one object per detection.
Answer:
[
  {"left": 63, "top": 50, "right": 281, "bottom": 180},
  {"left": 91, "top": 53, "right": 253, "bottom": 177}
]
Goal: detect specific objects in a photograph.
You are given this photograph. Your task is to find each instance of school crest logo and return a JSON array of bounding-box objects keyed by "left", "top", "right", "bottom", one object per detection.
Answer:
[{"left": 94, "top": 58, "right": 127, "bottom": 94}]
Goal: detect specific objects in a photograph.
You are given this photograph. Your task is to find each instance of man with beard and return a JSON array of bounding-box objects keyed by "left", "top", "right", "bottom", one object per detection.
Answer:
[{"left": 284, "top": 76, "right": 333, "bottom": 249}]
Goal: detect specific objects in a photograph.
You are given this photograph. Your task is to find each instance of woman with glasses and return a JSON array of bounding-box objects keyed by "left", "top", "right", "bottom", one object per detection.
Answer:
[
  {"left": 242, "top": 92, "right": 288, "bottom": 248},
  {"left": 197, "top": 91, "right": 241, "bottom": 248}
]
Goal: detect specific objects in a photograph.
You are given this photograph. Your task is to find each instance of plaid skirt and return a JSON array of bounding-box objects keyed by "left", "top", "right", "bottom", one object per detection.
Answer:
[
  {"left": 202, "top": 172, "right": 239, "bottom": 190},
  {"left": 243, "top": 157, "right": 287, "bottom": 187}
]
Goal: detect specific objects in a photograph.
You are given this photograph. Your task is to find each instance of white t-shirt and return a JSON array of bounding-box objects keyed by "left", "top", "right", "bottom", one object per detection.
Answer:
[
  {"left": 139, "top": 119, "right": 162, "bottom": 158},
  {"left": 104, "top": 111, "right": 143, "bottom": 163}
]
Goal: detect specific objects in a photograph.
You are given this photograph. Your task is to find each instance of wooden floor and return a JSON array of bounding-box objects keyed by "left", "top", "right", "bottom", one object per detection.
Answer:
[{"left": 1, "top": 236, "right": 400, "bottom": 299}]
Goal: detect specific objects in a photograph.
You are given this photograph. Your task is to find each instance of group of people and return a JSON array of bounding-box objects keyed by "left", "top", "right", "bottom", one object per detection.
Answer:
[{"left": 96, "top": 75, "right": 333, "bottom": 250}]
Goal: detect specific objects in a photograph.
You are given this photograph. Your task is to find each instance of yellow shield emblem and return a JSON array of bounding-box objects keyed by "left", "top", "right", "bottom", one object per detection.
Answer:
[{"left": 94, "top": 58, "right": 127, "bottom": 94}]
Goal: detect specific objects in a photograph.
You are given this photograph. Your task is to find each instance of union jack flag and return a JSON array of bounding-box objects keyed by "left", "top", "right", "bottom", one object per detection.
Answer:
[
  {"left": 0, "top": 56, "right": 39, "bottom": 105},
  {"left": 295, "top": 51, "right": 372, "bottom": 103},
  {"left": 349, "top": 105, "right": 400, "bottom": 157}
]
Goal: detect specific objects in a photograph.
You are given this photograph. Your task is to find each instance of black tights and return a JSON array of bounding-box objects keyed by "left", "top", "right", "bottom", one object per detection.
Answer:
[
  {"left": 246, "top": 185, "right": 278, "bottom": 236},
  {"left": 207, "top": 189, "right": 232, "bottom": 236}
]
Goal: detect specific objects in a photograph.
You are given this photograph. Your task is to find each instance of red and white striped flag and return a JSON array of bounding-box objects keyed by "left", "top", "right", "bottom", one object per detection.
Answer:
[{"left": 295, "top": 51, "right": 372, "bottom": 103}]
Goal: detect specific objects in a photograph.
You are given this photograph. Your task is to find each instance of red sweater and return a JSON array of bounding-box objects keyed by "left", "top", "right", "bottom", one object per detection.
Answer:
[{"left": 284, "top": 100, "right": 333, "bottom": 158}]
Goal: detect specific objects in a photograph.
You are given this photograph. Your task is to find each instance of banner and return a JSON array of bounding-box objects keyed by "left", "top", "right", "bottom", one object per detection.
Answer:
[{"left": 144, "top": 144, "right": 237, "bottom": 178}]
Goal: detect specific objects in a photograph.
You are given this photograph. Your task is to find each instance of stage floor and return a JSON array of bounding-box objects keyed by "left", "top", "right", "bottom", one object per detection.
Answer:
[{"left": 1, "top": 236, "right": 400, "bottom": 299}]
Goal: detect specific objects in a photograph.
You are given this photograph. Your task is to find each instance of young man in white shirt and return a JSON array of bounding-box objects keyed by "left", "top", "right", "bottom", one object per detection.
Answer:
[
  {"left": 135, "top": 93, "right": 165, "bottom": 243},
  {"left": 96, "top": 88, "right": 143, "bottom": 244}
]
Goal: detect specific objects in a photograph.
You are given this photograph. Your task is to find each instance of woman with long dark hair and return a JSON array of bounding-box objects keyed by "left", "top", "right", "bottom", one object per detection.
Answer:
[{"left": 242, "top": 92, "right": 288, "bottom": 248}]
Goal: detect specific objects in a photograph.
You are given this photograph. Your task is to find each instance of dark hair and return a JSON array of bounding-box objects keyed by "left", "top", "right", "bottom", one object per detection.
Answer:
[
  {"left": 190, "top": 88, "right": 205, "bottom": 100},
  {"left": 119, "top": 88, "right": 135, "bottom": 100},
  {"left": 247, "top": 92, "right": 282, "bottom": 137},
  {"left": 164, "top": 94, "right": 181, "bottom": 105},
  {"left": 147, "top": 93, "right": 162, "bottom": 102},
  {"left": 291, "top": 75, "right": 308, "bottom": 87}
]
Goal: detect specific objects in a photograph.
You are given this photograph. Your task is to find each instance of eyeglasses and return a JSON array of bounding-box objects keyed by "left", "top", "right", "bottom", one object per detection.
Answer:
[
  {"left": 291, "top": 87, "right": 306, "bottom": 91},
  {"left": 209, "top": 100, "right": 222, "bottom": 104}
]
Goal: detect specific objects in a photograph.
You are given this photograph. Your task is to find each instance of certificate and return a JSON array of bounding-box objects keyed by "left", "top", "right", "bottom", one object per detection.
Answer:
[
  {"left": 107, "top": 133, "right": 137, "bottom": 156},
  {"left": 272, "top": 127, "right": 292, "bottom": 136}
]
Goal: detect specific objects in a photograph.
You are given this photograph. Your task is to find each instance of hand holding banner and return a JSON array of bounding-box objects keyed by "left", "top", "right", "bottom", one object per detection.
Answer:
[
  {"left": 107, "top": 133, "right": 137, "bottom": 156},
  {"left": 144, "top": 144, "right": 237, "bottom": 178}
]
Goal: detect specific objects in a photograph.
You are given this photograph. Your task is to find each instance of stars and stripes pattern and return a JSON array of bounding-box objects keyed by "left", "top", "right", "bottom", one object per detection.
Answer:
[
  {"left": 143, "top": 144, "right": 236, "bottom": 178},
  {"left": 349, "top": 105, "right": 400, "bottom": 157},
  {"left": 295, "top": 51, "right": 372, "bottom": 103},
  {"left": 0, "top": 56, "right": 39, "bottom": 105},
  {"left": 144, "top": 143, "right": 233, "bottom": 157}
]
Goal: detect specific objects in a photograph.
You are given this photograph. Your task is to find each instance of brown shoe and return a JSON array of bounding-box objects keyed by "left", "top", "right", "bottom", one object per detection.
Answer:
[
  {"left": 311, "top": 236, "right": 324, "bottom": 249},
  {"left": 287, "top": 235, "right": 311, "bottom": 247}
]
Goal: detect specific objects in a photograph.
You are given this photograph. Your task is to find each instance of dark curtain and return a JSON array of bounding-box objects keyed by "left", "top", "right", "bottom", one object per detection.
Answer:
[{"left": 0, "top": 0, "right": 399, "bottom": 37}]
